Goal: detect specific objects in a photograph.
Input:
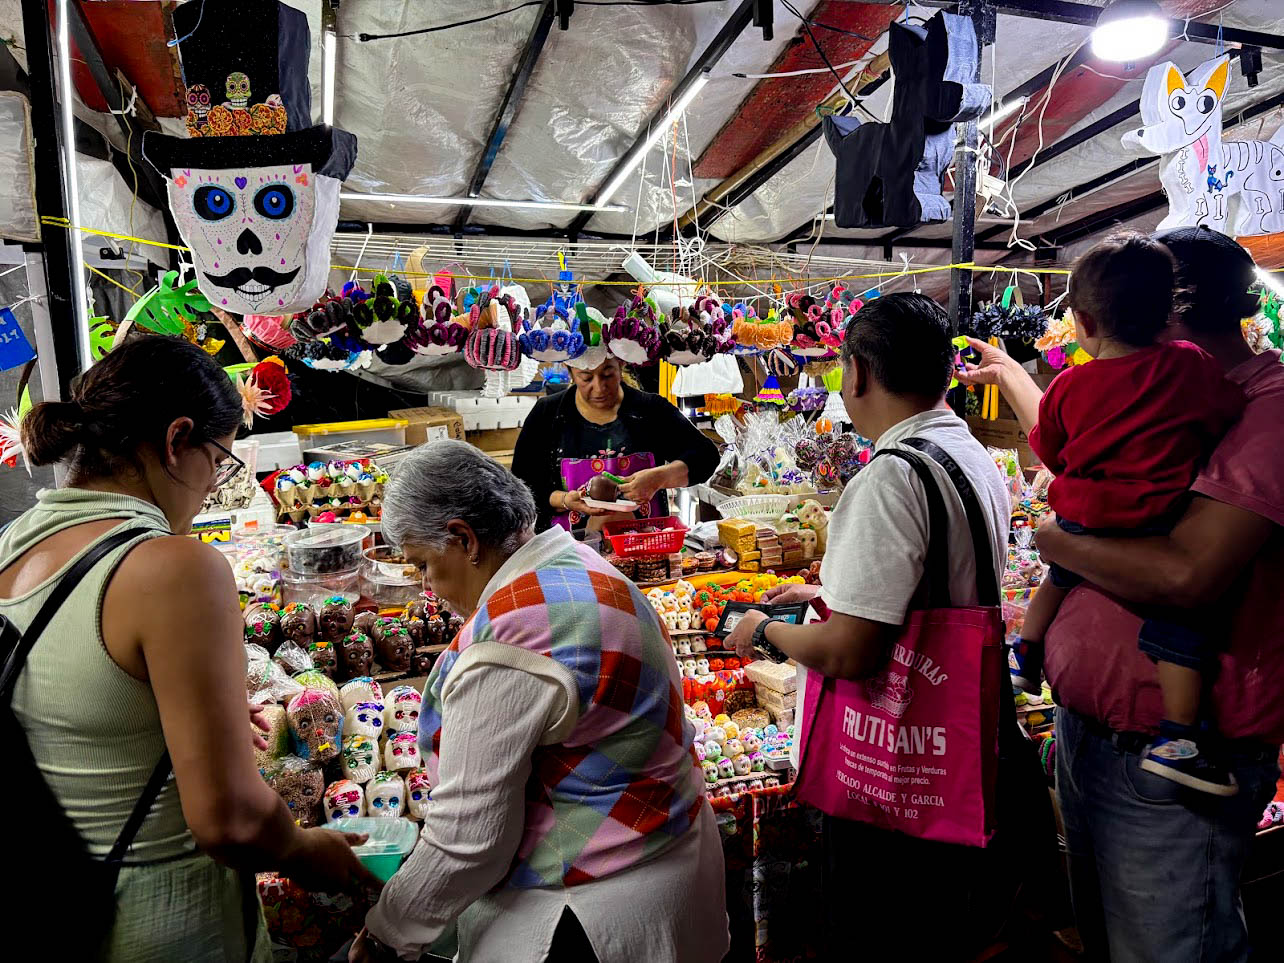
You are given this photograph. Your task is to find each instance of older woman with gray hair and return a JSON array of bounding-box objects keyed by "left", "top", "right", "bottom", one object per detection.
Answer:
[{"left": 351, "top": 440, "right": 728, "bottom": 963}]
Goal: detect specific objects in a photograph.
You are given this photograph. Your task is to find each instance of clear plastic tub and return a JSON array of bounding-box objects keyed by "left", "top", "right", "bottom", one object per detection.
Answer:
[
  {"left": 283, "top": 525, "right": 370, "bottom": 575},
  {"left": 280, "top": 566, "right": 359, "bottom": 606},
  {"left": 360, "top": 546, "right": 423, "bottom": 609},
  {"left": 322, "top": 816, "right": 418, "bottom": 881}
]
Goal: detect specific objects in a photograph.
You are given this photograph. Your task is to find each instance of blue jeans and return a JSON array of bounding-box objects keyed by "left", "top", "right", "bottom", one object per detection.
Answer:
[{"left": 1056, "top": 708, "right": 1279, "bottom": 961}]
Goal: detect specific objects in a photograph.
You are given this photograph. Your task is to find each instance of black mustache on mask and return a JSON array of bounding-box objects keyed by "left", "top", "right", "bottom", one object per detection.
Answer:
[{"left": 204, "top": 265, "right": 301, "bottom": 291}]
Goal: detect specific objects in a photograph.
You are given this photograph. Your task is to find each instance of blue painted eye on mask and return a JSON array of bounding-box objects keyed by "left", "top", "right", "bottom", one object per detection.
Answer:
[
  {"left": 193, "top": 184, "right": 234, "bottom": 221},
  {"left": 255, "top": 184, "right": 294, "bottom": 220}
]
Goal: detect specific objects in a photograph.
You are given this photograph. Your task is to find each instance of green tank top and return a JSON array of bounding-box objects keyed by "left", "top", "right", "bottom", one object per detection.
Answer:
[{"left": 0, "top": 488, "right": 192, "bottom": 860}]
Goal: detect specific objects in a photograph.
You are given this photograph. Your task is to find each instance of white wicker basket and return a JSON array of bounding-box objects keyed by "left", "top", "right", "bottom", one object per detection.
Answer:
[{"left": 716, "top": 493, "right": 791, "bottom": 522}]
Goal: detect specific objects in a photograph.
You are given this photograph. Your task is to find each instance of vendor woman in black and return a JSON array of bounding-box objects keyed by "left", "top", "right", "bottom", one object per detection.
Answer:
[{"left": 512, "top": 350, "right": 719, "bottom": 532}]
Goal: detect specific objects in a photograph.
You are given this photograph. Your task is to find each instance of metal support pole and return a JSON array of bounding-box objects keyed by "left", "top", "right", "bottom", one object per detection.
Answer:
[
  {"left": 948, "top": 0, "right": 993, "bottom": 333},
  {"left": 21, "top": 0, "right": 85, "bottom": 398}
]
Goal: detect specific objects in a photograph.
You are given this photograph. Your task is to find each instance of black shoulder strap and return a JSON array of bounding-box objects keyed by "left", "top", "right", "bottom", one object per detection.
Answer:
[
  {"left": 0, "top": 524, "right": 172, "bottom": 867},
  {"left": 903, "top": 437, "right": 1001, "bottom": 608},
  {"left": 874, "top": 448, "right": 953, "bottom": 610}
]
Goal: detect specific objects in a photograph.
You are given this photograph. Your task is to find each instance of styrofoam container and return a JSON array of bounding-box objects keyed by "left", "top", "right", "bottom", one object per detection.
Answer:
[{"left": 245, "top": 430, "right": 303, "bottom": 473}]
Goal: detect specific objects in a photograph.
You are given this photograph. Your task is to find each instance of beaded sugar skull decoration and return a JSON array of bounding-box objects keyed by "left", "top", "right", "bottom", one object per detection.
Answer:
[
  {"left": 367, "top": 771, "right": 405, "bottom": 819},
  {"left": 405, "top": 768, "right": 431, "bottom": 819},
  {"left": 384, "top": 685, "right": 422, "bottom": 733},
  {"left": 323, "top": 779, "right": 365, "bottom": 822},
  {"left": 286, "top": 687, "right": 342, "bottom": 764},
  {"left": 384, "top": 731, "right": 421, "bottom": 772},
  {"left": 342, "top": 701, "right": 384, "bottom": 741}
]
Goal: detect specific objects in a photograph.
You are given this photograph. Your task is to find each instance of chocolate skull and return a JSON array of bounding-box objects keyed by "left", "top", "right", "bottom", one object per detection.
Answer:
[
  {"left": 323, "top": 779, "right": 365, "bottom": 822},
  {"left": 340, "top": 733, "right": 378, "bottom": 783},
  {"left": 384, "top": 731, "right": 421, "bottom": 771},
  {"left": 286, "top": 688, "right": 342, "bottom": 764},
  {"left": 353, "top": 611, "right": 378, "bottom": 635},
  {"left": 422, "top": 615, "right": 446, "bottom": 646},
  {"left": 318, "top": 596, "right": 355, "bottom": 643},
  {"left": 405, "top": 617, "right": 425, "bottom": 645},
  {"left": 342, "top": 701, "right": 384, "bottom": 742},
  {"left": 367, "top": 771, "right": 405, "bottom": 819},
  {"left": 337, "top": 631, "right": 373, "bottom": 681},
  {"left": 280, "top": 602, "right": 316, "bottom": 645},
  {"left": 411, "top": 647, "right": 436, "bottom": 676},
  {"left": 372, "top": 617, "right": 411, "bottom": 673},
  {"left": 244, "top": 605, "right": 281, "bottom": 653},
  {"left": 307, "top": 637, "right": 339, "bottom": 679},
  {"left": 265, "top": 757, "right": 324, "bottom": 828},
  {"left": 339, "top": 677, "right": 383, "bottom": 713},
  {"left": 405, "top": 768, "right": 431, "bottom": 819}
]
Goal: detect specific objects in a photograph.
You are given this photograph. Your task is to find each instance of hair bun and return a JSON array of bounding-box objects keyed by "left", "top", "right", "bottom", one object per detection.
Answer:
[{"left": 20, "top": 400, "right": 85, "bottom": 466}]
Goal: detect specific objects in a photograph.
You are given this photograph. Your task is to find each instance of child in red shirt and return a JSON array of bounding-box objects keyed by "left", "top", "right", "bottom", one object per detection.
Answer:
[{"left": 1012, "top": 232, "right": 1244, "bottom": 795}]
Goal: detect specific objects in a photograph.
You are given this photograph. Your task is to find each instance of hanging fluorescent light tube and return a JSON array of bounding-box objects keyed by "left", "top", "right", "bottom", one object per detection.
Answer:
[
  {"left": 322, "top": 30, "right": 336, "bottom": 125},
  {"left": 56, "top": 0, "right": 92, "bottom": 371},
  {"left": 980, "top": 96, "right": 1028, "bottom": 128},
  {"left": 595, "top": 76, "right": 710, "bottom": 206},
  {"left": 339, "top": 191, "right": 628, "bottom": 214}
]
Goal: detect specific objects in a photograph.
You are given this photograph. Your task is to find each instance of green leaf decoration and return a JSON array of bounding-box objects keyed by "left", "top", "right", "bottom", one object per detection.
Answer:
[
  {"left": 821, "top": 366, "right": 843, "bottom": 392},
  {"left": 88, "top": 315, "right": 114, "bottom": 360},
  {"left": 17, "top": 384, "right": 31, "bottom": 419},
  {"left": 123, "top": 270, "right": 210, "bottom": 336}
]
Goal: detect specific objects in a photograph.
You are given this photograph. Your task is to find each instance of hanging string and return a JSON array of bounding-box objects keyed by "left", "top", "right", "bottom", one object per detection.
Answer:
[{"left": 167, "top": 0, "right": 205, "bottom": 47}]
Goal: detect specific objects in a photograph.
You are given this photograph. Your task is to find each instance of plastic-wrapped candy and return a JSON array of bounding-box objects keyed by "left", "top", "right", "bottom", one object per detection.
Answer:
[
  {"left": 286, "top": 687, "right": 342, "bottom": 765},
  {"left": 245, "top": 643, "right": 304, "bottom": 705},
  {"left": 264, "top": 756, "right": 324, "bottom": 828}
]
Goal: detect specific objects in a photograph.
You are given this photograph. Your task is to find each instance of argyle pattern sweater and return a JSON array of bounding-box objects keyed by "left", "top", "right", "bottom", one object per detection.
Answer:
[{"left": 418, "top": 535, "right": 703, "bottom": 888}]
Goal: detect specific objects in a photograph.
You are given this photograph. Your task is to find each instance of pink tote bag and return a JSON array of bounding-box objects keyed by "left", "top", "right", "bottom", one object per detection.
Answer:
[{"left": 793, "top": 440, "right": 1005, "bottom": 848}]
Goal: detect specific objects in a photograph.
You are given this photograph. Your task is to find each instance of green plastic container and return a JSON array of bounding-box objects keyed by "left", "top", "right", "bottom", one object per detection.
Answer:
[{"left": 324, "top": 816, "right": 419, "bottom": 882}]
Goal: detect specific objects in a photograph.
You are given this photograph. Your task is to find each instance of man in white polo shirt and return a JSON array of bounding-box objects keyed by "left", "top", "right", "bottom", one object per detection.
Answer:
[{"left": 728, "top": 292, "right": 1054, "bottom": 956}]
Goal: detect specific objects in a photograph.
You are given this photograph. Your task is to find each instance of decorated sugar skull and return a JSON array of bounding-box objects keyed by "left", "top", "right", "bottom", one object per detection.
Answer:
[
  {"left": 337, "top": 631, "right": 373, "bottom": 681},
  {"left": 695, "top": 658, "right": 710, "bottom": 676},
  {"left": 681, "top": 659, "right": 697, "bottom": 679},
  {"left": 306, "top": 637, "right": 338, "bottom": 679},
  {"left": 318, "top": 596, "right": 355, "bottom": 643},
  {"left": 798, "top": 528, "right": 818, "bottom": 559},
  {"left": 692, "top": 701, "right": 713, "bottom": 722},
  {"left": 703, "top": 739, "right": 722, "bottom": 763},
  {"left": 646, "top": 588, "right": 666, "bottom": 612},
  {"left": 385, "top": 731, "right": 421, "bottom": 771},
  {"left": 733, "top": 754, "right": 752, "bottom": 776},
  {"left": 405, "top": 768, "right": 431, "bottom": 819},
  {"left": 339, "top": 677, "right": 383, "bottom": 713},
  {"left": 675, "top": 639, "right": 692, "bottom": 656},
  {"left": 689, "top": 634, "right": 707, "bottom": 654},
  {"left": 323, "top": 779, "right": 365, "bottom": 822},
  {"left": 705, "top": 725, "right": 726, "bottom": 746},
  {"left": 676, "top": 611, "right": 692, "bottom": 631},
  {"left": 186, "top": 83, "right": 212, "bottom": 126},
  {"left": 663, "top": 611, "right": 679, "bottom": 631},
  {"left": 714, "top": 713, "right": 731, "bottom": 728},
  {"left": 701, "top": 760, "right": 719, "bottom": 785},
  {"left": 280, "top": 602, "right": 316, "bottom": 645},
  {"left": 385, "top": 685, "right": 422, "bottom": 733},
  {"left": 674, "top": 580, "right": 695, "bottom": 599},
  {"left": 372, "top": 617, "right": 412, "bottom": 673},
  {"left": 286, "top": 688, "right": 342, "bottom": 764},
  {"left": 343, "top": 701, "right": 384, "bottom": 741},
  {"left": 741, "top": 731, "right": 762, "bottom": 753},
  {"left": 693, "top": 741, "right": 706, "bottom": 762},
  {"left": 723, "top": 738, "right": 745, "bottom": 759},
  {"left": 142, "top": 125, "right": 358, "bottom": 314},
  {"left": 225, "top": 71, "right": 251, "bottom": 109},
  {"left": 265, "top": 757, "right": 323, "bottom": 827},
  {"left": 722, "top": 721, "right": 740, "bottom": 741},
  {"left": 340, "top": 733, "right": 378, "bottom": 783},
  {"left": 367, "top": 771, "right": 405, "bottom": 819},
  {"left": 750, "top": 751, "right": 766, "bottom": 772},
  {"left": 777, "top": 513, "right": 801, "bottom": 534},
  {"left": 716, "top": 758, "right": 735, "bottom": 780},
  {"left": 747, "top": 778, "right": 765, "bottom": 792}
]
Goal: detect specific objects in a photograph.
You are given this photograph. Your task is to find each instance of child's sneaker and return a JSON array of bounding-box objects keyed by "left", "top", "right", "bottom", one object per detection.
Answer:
[
  {"left": 1140, "top": 737, "right": 1238, "bottom": 796},
  {"left": 1009, "top": 638, "right": 1043, "bottom": 694}
]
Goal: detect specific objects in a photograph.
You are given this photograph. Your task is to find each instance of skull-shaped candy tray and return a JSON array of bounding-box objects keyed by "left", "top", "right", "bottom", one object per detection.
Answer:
[{"left": 286, "top": 687, "right": 342, "bottom": 764}]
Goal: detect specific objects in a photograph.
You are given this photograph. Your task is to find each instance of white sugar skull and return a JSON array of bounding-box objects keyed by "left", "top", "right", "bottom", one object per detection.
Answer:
[
  {"left": 323, "top": 779, "right": 365, "bottom": 822},
  {"left": 681, "top": 659, "right": 697, "bottom": 679},
  {"left": 717, "top": 758, "right": 735, "bottom": 780},
  {"left": 747, "top": 778, "right": 765, "bottom": 792},
  {"left": 703, "top": 739, "right": 722, "bottom": 762},
  {"left": 343, "top": 701, "right": 384, "bottom": 741},
  {"left": 340, "top": 733, "right": 378, "bottom": 783},
  {"left": 742, "top": 732, "right": 762, "bottom": 753},
  {"left": 691, "top": 636, "right": 708, "bottom": 653},
  {"left": 750, "top": 751, "right": 766, "bottom": 772},
  {"left": 798, "top": 529, "right": 818, "bottom": 559},
  {"left": 693, "top": 741, "right": 706, "bottom": 762},
  {"left": 676, "top": 611, "right": 692, "bottom": 631},
  {"left": 647, "top": 588, "right": 666, "bottom": 612},
  {"left": 675, "top": 640, "right": 692, "bottom": 656},
  {"left": 367, "top": 771, "right": 405, "bottom": 819},
  {"left": 722, "top": 721, "right": 740, "bottom": 741},
  {"left": 285, "top": 688, "right": 342, "bottom": 764},
  {"left": 405, "top": 768, "right": 431, "bottom": 819},
  {"left": 384, "top": 731, "right": 421, "bottom": 771},
  {"left": 705, "top": 725, "right": 727, "bottom": 746},
  {"left": 385, "top": 686, "right": 422, "bottom": 733},
  {"left": 733, "top": 754, "right": 752, "bottom": 776},
  {"left": 696, "top": 658, "right": 710, "bottom": 676},
  {"left": 674, "top": 580, "right": 695, "bottom": 599},
  {"left": 663, "top": 611, "right": 679, "bottom": 631},
  {"left": 723, "top": 738, "right": 744, "bottom": 759},
  {"left": 701, "top": 760, "right": 719, "bottom": 784},
  {"left": 340, "top": 677, "right": 384, "bottom": 713}
]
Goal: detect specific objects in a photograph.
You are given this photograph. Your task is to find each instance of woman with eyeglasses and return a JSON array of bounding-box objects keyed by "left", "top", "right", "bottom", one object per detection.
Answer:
[{"left": 0, "top": 336, "right": 377, "bottom": 961}]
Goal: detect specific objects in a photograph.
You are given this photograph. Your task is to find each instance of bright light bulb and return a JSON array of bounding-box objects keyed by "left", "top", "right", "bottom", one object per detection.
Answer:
[{"left": 1091, "top": 0, "right": 1167, "bottom": 63}]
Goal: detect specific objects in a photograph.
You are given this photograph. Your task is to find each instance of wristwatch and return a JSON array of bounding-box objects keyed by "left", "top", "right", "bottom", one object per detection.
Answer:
[{"left": 751, "top": 616, "right": 790, "bottom": 664}]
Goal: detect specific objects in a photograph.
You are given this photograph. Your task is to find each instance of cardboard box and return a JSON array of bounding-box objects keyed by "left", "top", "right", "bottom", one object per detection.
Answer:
[
  {"left": 965, "top": 415, "right": 1038, "bottom": 467},
  {"left": 467, "top": 427, "right": 522, "bottom": 453},
  {"left": 388, "top": 406, "right": 465, "bottom": 446}
]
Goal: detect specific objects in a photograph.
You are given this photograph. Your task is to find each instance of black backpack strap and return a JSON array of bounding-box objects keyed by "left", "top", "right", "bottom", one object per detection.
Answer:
[
  {"left": 903, "top": 437, "right": 1001, "bottom": 608},
  {"left": 874, "top": 448, "right": 953, "bottom": 609},
  {"left": 1, "top": 525, "right": 148, "bottom": 697},
  {"left": 0, "top": 524, "right": 172, "bottom": 869}
]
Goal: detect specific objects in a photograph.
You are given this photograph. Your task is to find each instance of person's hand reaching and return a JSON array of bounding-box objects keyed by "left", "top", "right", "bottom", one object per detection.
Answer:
[
  {"left": 249, "top": 701, "right": 272, "bottom": 752},
  {"left": 954, "top": 337, "right": 1017, "bottom": 387},
  {"left": 761, "top": 583, "right": 821, "bottom": 606}
]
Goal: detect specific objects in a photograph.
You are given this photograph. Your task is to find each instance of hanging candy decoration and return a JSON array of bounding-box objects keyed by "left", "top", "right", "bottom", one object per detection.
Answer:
[
  {"left": 753, "top": 374, "right": 786, "bottom": 405},
  {"left": 763, "top": 346, "right": 798, "bottom": 377},
  {"left": 658, "top": 294, "right": 736, "bottom": 366},
  {"left": 603, "top": 293, "right": 663, "bottom": 366},
  {"left": 406, "top": 284, "right": 468, "bottom": 358},
  {"left": 731, "top": 305, "right": 792, "bottom": 353},
  {"left": 234, "top": 356, "right": 293, "bottom": 427},
  {"left": 785, "top": 291, "right": 840, "bottom": 359}
]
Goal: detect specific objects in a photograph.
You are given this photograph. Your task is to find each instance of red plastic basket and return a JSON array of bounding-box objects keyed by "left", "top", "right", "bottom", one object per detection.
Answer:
[{"left": 603, "top": 516, "right": 689, "bottom": 558}]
